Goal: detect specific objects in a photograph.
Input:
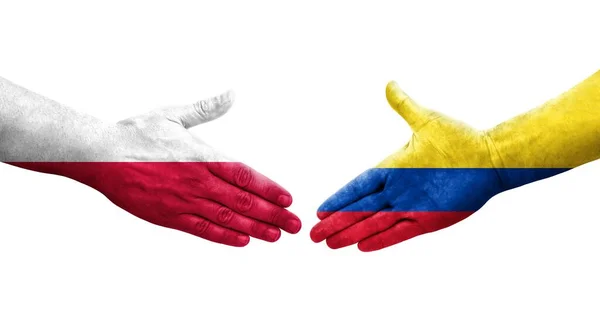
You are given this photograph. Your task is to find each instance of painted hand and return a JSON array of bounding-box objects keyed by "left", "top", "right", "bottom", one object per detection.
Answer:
[
  {"left": 310, "top": 82, "right": 554, "bottom": 252},
  {"left": 13, "top": 91, "right": 301, "bottom": 247}
]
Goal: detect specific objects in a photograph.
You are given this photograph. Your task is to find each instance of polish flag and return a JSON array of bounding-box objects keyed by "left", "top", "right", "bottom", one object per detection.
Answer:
[{"left": 7, "top": 91, "right": 301, "bottom": 247}]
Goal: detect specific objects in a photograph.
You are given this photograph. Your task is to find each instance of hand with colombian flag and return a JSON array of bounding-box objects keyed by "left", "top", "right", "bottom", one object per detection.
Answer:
[
  {"left": 311, "top": 71, "right": 600, "bottom": 252},
  {"left": 0, "top": 77, "right": 301, "bottom": 247}
]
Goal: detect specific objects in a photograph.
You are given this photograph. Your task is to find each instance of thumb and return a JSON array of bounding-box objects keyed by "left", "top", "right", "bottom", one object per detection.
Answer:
[
  {"left": 386, "top": 81, "right": 434, "bottom": 130},
  {"left": 164, "top": 90, "right": 235, "bottom": 128}
]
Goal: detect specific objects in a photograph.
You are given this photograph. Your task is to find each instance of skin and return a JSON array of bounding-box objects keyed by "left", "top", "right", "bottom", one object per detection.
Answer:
[
  {"left": 311, "top": 82, "right": 497, "bottom": 251},
  {"left": 311, "top": 76, "right": 600, "bottom": 252},
  {"left": 0, "top": 76, "right": 301, "bottom": 247}
]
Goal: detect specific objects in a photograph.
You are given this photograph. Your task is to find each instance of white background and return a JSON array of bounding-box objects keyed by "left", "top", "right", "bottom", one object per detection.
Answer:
[{"left": 1, "top": 1, "right": 600, "bottom": 325}]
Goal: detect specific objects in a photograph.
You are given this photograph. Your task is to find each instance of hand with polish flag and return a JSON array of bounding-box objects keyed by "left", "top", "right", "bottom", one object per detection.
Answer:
[{"left": 0, "top": 77, "right": 301, "bottom": 247}]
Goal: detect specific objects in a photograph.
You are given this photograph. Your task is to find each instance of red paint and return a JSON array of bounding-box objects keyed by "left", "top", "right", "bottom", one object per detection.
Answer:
[
  {"left": 9, "top": 162, "right": 300, "bottom": 246},
  {"left": 311, "top": 211, "right": 472, "bottom": 251}
]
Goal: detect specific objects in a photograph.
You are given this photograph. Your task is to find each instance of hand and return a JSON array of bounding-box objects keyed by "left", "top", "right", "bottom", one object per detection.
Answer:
[
  {"left": 310, "top": 81, "right": 505, "bottom": 252},
  {"left": 14, "top": 91, "right": 301, "bottom": 247}
]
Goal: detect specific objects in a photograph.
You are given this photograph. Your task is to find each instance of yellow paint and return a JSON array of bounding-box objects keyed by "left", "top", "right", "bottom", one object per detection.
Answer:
[{"left": 378, "top": 71, "right": 600, "bottom": 169}]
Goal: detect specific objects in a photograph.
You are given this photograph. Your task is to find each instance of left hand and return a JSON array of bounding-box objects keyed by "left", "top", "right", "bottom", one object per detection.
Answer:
[{"left": 310, "top": 81, "right": 504, "bottom": 252}]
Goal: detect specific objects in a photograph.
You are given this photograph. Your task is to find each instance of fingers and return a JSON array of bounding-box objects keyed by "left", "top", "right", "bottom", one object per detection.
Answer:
[
  {"left": 321, "top": 211, "right": 472, "bottom": 250},
  {"left": 386, "top": 81, "right": 435, "bottom": 130},
  {"left": 316, "top": 169, "right": 387, "bottom": 220},
  {"left": 207, "top": 177, "right": 302, "bottom": 234},
  {"left": 357, "top": 220, "right": 424, "bottom": 252},
  {"left": 163, "top": 90, "right": 235, "bottom": 128},
  {"left": 310, "top": 193, "right": 388, "bottom": 243},
  {"left": 177, "top": 213, "right": 250, "bottom": 247},
  {"left": 207, "top": 162, "right": 292, "bottom": 207},
  {"left": 189, "top": 198, "right": 282, "bottom": 242},
  {"left": 325, "top": 212, "right": 404, "bottom": 249}
]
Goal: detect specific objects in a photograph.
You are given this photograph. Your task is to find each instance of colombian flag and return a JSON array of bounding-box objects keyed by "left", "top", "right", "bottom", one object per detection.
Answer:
[{"left": 312, "top": 73, "right": 600, "bottom": 252}]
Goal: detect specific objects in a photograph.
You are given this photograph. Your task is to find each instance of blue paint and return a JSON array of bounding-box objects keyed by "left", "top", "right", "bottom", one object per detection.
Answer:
[{"left": 318, "top": 168, "right": 569, "bottom": 213}]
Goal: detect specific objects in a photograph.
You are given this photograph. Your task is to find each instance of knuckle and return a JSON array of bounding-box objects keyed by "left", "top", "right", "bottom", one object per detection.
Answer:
[
  {"left": 348, "top": 180, "right": 361, "bottom": 196},
  {"left": 193, "top": 100, "right": 210, "bottom": 119},
  {"left": 116, "top": 117, "right": 136, "bottom": 127},
  {"left": 269, "top": 207, "right": 282, "bottom": 225},
  {"left": 234, "top": 191, "right": 253, "bottom": 212},
  {"left": 346, "top": 178, "right": 360, "bottom": 196},
  {"left": 216, "top": 206, "right": 234, "bottom": 225},
  {"left": 262, "top": 183, "right": 274, "bottom": 198},
  {"left": 194, "top": 219, "right": 211, "bottom": 237},
  {"left": 249, "top": 219, "right": 262, "bottom": 235},
  {"left": 233, "top": 165, "right": 253, "bottom": 188}
]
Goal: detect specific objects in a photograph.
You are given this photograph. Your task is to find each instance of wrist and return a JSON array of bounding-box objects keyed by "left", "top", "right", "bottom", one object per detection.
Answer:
[
  {"left": 53, "top": 121, "right": 127, "bottom": 184},
  {"left": 483, "top": 123, "right": 570, "bottom": 191},
  {"left": 29, "top": 119, "right": 123, "bottom": 185}
]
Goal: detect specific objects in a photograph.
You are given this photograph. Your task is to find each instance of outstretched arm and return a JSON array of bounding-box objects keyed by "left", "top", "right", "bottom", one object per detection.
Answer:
[
  {"left": 0, "top": 76, "right": 301, "bottom": 246},
  {"left": 486, "top": 71, "right": 600, "bottom": 188},
  {"left": 0, "top": 76, "right": 117, "bottom": 162},
  {"left": 312, "top": 71, "right": 600, "bottom": 252}
]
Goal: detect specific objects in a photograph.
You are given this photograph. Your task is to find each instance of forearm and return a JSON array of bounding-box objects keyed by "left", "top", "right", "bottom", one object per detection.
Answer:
[
  {"left": 0, "top": 76, "right": 114, "bottom": 163},
  {"left": 485, "top": 71, "right": 600, "bottom": 188}
]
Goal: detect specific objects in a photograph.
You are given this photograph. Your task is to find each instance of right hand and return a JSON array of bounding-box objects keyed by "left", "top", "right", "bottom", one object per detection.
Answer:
[{"left": 14, "top": 90, "right": 301, "bottom": 247}]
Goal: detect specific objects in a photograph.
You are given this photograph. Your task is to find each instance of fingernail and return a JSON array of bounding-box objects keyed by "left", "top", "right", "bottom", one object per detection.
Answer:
[
  {"left": 309, "top": 227, "right": 323, "bottom": 243},
  {"left": 277, "top": 195, "right": 292, "bottom": 207},
  {"left": 265, "top": 228, "right": 281, "bottom": 242},
  {"left": 285, "top": 219, "right": 301, "bottom": 234},
  {"left": 326, "top": 238, "right": 342, "bottom": 250},
  {"left": 225, "top": 89, "right": 235, "bottom": 102},
  {"left": 316, "top": 211, "right": 329, "bottom": 219},
  {"left": 237, "top": 235, "right": 250, "bottom": 246}
]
